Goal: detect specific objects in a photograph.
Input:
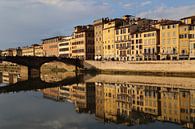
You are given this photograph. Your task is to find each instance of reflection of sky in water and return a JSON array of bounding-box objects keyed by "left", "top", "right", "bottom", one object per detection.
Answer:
[{"left": 0, "top": 91, "right": 183, "bottom": 129}]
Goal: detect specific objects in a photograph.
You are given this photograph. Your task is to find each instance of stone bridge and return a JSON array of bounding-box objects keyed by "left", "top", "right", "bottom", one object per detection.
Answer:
[{"left": 0, "top": 56, "right": 84, "bottom": 79}]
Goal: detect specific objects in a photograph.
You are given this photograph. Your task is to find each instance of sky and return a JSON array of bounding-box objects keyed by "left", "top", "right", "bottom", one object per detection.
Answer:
[{"left": 0, "top": 0, "right": 195, "bottom": 50}]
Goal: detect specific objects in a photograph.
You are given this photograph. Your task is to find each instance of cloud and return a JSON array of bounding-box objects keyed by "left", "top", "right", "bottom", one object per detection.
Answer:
[
  {"left": 122, "top": 3, "right": 134, "bottom": 9},
  {"left": 138, "top": 4, "right": 195, "bottom": 19},
  {"left": 141, "top": 0, "right": 152, "bottom": 6},
  {"left": 0, "top": 0, "right": 112, "bottom": 49}
]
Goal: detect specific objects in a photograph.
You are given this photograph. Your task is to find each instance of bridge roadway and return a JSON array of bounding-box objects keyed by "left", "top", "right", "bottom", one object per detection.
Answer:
[
  {"left": 0, "top": 56, "right": 84, "bottom": 69},
  {"left": 0, "top": 74, "right": 84, "bottom": 94}
]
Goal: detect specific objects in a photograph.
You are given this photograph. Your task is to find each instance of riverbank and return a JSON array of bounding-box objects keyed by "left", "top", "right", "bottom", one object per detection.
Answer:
[{"left": 84, "top": 60, "right": 195, "bottom": 77}]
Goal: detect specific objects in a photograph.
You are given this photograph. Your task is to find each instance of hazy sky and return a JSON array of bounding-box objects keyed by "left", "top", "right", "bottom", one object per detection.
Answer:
[{"left": 0, "top": 0, "right": 195, "bottom": 50}]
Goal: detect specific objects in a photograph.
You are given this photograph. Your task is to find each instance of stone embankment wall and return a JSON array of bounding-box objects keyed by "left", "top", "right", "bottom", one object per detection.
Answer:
[{"left": 85, "top": 60, "right": 195, "bottom": 74}]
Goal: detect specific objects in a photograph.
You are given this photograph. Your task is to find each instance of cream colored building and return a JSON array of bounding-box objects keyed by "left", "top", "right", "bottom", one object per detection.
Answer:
[
  {"left": 34, "top": 44, "right": 44, "bottom": 57},
  {"left": 59, "top": 36, "right": 72, "bottom": 58},
  {"left": 22, "top": 46, "right": 35, "bottom": 56}
]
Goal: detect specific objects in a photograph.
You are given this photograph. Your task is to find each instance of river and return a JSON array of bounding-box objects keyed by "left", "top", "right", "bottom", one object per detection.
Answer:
[{"left": 0, "top": 71, "right": 194, "bottom": 129}]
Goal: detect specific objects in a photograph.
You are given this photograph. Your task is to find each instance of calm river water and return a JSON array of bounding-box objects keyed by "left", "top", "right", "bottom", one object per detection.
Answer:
[{"left": 0, "top": 71, "right": 194, "bottom": 129}]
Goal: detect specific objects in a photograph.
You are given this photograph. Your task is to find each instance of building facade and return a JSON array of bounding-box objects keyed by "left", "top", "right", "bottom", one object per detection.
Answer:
[
  {"left": 42, "top": 36, "right": 64, "bottom": 57},
  {"left": 103, "top": 19, "right": 123, "bottom": 60},
  {"left": 59, "top": 36, "right": 72, "bottom": 58},
  {"left": 142, "top": 28, "right": 160, "bottom": 60},
  {"left": 115, "top": 25, "right": 137, "bottom": 61},
  {"left": 93, "top": 18, "right": 109, "bottom": 60},
  {"left": 71, "top": 25, "right": 94, "bottom": 60},
  {"left": 189, "top": 24, "right": 195, "bottom": 59},
  {"left": 159, "top": 21, "right": 181, "bottom": 60}
]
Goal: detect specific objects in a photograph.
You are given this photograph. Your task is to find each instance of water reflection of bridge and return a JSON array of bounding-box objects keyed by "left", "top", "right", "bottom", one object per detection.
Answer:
[{"left": 0, "top": 74, "right": 83, "bottom": 94}]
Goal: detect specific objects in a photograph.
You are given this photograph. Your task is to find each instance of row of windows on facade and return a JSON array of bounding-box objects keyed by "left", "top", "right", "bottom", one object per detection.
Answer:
[
  {"left": 74, "top": 33, "right": 94, "bottom": 38},
  {"left": 95, "top": 31, "right": 102, "bottom": 36},
  {"left": 59, "top": 42, "right": 69, "bottom": 47},
  {"left": 161, "top": 32, "right": 177, "bottom": 37},
  {"left": 104, "top": 44, "right": 145, "bottom": 50},
  {"left": 43, "top": 39, "right": 59, "bottom": 44},
  {"left": 162, "top": 24, "right": 195, "bottom": 31},
  {"left": 72, "top": 48, "right": 94, "bottom": 53},
  {"left": 116, "top": 28, "right": 131, "bottom": 35},
  {"left": 49, "top": 45, "right": 58, "bottom": 49},
  {"left": 161, "top": 24, "right": 177, "bottom": 29},
  {"left": 59, "top": 48, "right": 69, "bottom": 52}
]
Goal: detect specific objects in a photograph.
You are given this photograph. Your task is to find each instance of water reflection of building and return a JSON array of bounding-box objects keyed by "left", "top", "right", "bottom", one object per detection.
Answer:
[
  {"left": 95, "top": 82, "right": 105, "bottom": 119},
  {"left": 40, "top": 82, "right": 96, "bottom": 114},
  {"left": 0, "top": 72, "right": 2, "bottom": 83},
  {"left": 39, "top": 74, "right": 195, "bottom": 129},
  {"left": 104, "top": 83, "right": 117, "bottom": 121},
  {"left": 72, "top": 82, "right": 95, "bottom": 113},
  {"left": 116, "top": 83, "right": 132, "bottom": 120},
  {"left": 42, "top": 87, "right": 61, "bottom": 101},
  {"left": 1, "top": 72, "right": 18, "bottom": 84},
  {"left": 88, "top": 75, "right": 195, "bottom": 128}
]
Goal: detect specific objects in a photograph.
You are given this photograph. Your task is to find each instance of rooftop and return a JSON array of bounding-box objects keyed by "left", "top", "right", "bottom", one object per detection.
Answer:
[
  {"left": 181, "top": 15, "right": 195, "bottom": 20},
  {"left": 42, "top": 36, "right": 65, "bottom": 41}
]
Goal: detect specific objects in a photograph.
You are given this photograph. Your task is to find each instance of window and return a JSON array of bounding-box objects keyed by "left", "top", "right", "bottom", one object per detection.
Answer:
[
  {"left": 108, "top": 45, "right": 111, "bottom": 50},
  {"left": 116, "top": 30, "right": 119, "bottom": 35},
  {"left": 123, "top": 28, "right": 126, "bottom": 33}
]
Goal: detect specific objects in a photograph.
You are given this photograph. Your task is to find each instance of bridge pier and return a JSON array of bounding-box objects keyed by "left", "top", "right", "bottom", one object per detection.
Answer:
[
  {"left": 19, "top": 66, "right": 40, "bottom": 81},
  {"left": 28, "top": 67, "right": 40, "bottom": 79}
]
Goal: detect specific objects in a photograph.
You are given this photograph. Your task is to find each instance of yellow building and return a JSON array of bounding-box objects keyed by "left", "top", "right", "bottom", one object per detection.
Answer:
[
  {"left": 179, "top": 24, "right": 190, "bottom": 59},
  {"left": 130, "top": 32, "right": 143, "bottom": 61},
  {"left": 71, "top": 25, "right": 94, "bottom": 60},
  {"left": 159, "top": 21, "right": 181, "bottom": 60},
  {"left": 93, "top": 18, "right": 109, "bottom": 60},
  {"left": 103, "top": 19, "right": 123, "bottom": 60},
  {"left": 189, "top": 24, "right": 195, "bottom": 59},
  {"left": 142, "top": 28, "right": 160, "bottom": 60},
  {"left": 181, "top": 16, "right": 195, "bottom": 25},
  {"left": 115, "top": 24, "right": 137, "bottom": 61}
]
